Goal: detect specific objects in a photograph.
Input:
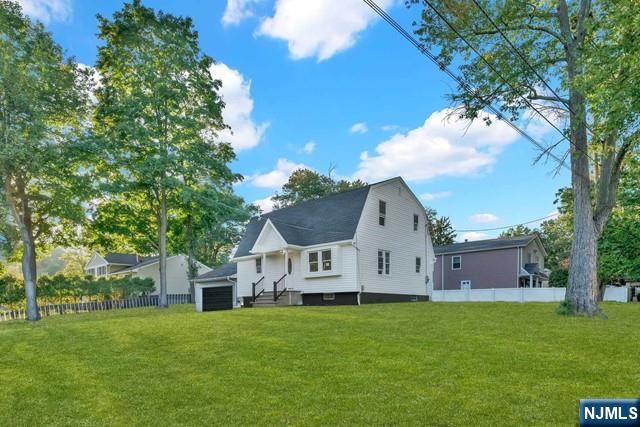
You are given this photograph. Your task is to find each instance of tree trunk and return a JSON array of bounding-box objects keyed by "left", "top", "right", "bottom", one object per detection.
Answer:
[
  {"left": 158, "top": 189, "right": 168, "bottom": 308},
  {"left": 5, "top": 179, "right": 39, "bottom": 320},
  {"left": 186, "top": 214, "right": 196, "bottom": 300}
]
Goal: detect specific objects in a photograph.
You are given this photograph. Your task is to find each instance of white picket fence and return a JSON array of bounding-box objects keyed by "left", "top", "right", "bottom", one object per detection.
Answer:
[{"left": 431, "top": 286, "right": 629, "bottom": 303}]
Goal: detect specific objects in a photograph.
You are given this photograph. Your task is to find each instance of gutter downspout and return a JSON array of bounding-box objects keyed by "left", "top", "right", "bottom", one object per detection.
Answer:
[{"left": 352, "top": 240, "right": 361, "bottom": 305}]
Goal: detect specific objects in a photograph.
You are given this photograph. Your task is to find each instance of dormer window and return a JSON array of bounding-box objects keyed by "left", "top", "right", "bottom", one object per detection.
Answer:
[{"left": 379, "top": 200, "right": 386, "bottom": 226}]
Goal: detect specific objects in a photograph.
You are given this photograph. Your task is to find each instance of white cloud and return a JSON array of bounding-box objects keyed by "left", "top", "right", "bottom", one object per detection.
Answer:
[
  {"left": 381, "top": 124, "right": 399, "bottom": 132},
  {"left": 302, "top": 141, "right": 316, "bottom": 154},
  {"left": 256, "top": 0, "right": 394, "bottom": 61},
  {"left": 353, "top": 108, "right": 519, "bottom": 182},
  {"left": 17, "top": 0, "right": 71, "bottom": 23},
  {"left": 253, "top": 195, "right": 276, "bottom": 213},
  {"left": 420, "top": 191, "right": 452, "bottom": 202},
  {"left": 459, "top": 232, "right": 489, "bottom": 242},
  {"left": 469, "top": 213, "right": 500, "bottom": 224},
  {"left": 210, "top": 62, "right": 269, "bottom": 151},
  {"left": 222, "top": 0, "right": 262, "bottom": 26},
  {"left": 349, "top": 122, "right": 368, "bottom": 134},
  {"left": 246, "top": 158, "right": 308, "bottom": 189}
]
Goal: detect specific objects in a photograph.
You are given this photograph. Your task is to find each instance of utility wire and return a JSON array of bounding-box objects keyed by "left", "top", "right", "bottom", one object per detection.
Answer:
[
  {"left": 361, "top": 0, "right": 570, "bottom": 172},
  {"left": 421, "top": 0, "right": 597, "bottom": 166},
  {"left": 469, "top": 0, "right": 597, "bottom": 140},
  {"left": 454, "top": 213, "right": 559, "bottom": 233}
]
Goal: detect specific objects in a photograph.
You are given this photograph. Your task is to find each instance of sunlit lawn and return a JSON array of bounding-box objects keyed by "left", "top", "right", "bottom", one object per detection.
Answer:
[{"left": 1, "top": 302, "right": 638, "bottom": 426}]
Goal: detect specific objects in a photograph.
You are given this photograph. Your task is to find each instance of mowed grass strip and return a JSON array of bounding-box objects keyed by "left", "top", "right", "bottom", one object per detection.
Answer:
[{"left": 1, "top": 302, "right": 638, "bottom": 426}]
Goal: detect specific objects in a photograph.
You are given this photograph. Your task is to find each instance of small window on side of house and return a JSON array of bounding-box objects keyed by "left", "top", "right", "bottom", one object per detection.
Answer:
[
  {"left": 413, "top": 214, "right": 419, "bottom": 231},
  {"left": 460, "top": 280, "right": 471, "bottom": 290},
  {"left": 322, "top": 293, "right": 335, "bottom": 301},
  {"left": 452, "top": 255, "right": 462, "bottom": 270},
  {"left": 379, "top": 200, "right": 386, "bottom": 226},
  {"left": 415, "top": 257, "right": 421, "bottom": 273},
  {"left": 309, "top": 252, "right": 319, "bottom": 272},
  {"left": 255, "top": 258, "right": 262, "bottom": 274},
  {"left": 288, "top": 258, "right": 293, "bottom": 275}
]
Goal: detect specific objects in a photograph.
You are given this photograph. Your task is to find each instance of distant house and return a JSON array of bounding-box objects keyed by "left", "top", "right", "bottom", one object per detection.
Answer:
[
  {"left": 193, "top": 177, "right": 436, "bottom": 309},
  {"left": 84, "top": 252, "right": 211, "bottom": 295},
  {"left": 433, "top": 235, "right": 548, "bottom": 291}
]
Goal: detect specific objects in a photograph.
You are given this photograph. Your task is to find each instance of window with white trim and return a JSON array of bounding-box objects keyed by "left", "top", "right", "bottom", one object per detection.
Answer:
[
  {"left": 97, "top": 266, "right": 107, "bottom": 276},
  {"left": 309, "top": 252, "right": 319, "bottom": 272},
  {"left": 379, "top": 200, "right": 386, "bottom": 226},
  {"left": 378, "top": 250, "right": 390, "bottom": 275},
  {"left": 452, "top": 255, "right": 462, "bottom": 270},
  {"left": 255, "top": 258, "right": 262, "bottom": 274},
  {"left": 415, "top": 257, "right": 421, "bottom": 273},
  {"left": 413, "top": 214, "right": 419, "bottom": 231},
  {"left": 321, "top": 250, "right": 332, "bottom": 271},
  {"left": 460, "top": 280, "right": 471, "bottom": 290}
]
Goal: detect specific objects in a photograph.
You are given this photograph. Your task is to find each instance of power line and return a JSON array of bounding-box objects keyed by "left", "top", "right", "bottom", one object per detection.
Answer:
[
  {"left": 421, "top": 0, "right": 597, "bottom": 166},
  {"left": 361, "top": 0, "right": 570, "bottom": 172},
  {"left": 454, "top": 213, "right": 559, "bottom": 233},
  {"left": 469, "top": 0, "right": 597, "bottom": 140}
]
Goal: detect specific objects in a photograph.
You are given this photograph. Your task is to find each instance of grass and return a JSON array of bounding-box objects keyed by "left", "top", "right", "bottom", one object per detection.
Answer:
[{"left": 1, "top": 303, "right": 638, "bottom": 426}]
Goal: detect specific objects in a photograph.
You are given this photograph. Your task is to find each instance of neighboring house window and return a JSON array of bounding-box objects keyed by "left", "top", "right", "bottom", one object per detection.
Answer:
[
  {"left": 255, "top": 258, "right": 262, "bottom": 274},
  {"left": 309, "top": 252, "right": 319, "bottom": 272},
  {"left": 452, "top": 255, "right": 462, "bottom": 270},
  {"left": 321, "top": 250, "right": 332, "bottom": 271},
  {"left": 460, "top": 280, "right": 471, "bottom": 290},
  {"left": 85, "top": 268, "right": 95, "bottom": 276},
  {"left": 378, "top": 250, "right": 390, "bottom": 275},
  {"left": 415, "top": 257, "right": 421, "bottom": 273},
  {"left": 413, "top": 214, "right": 419, "bottom": 231},
  {"left": 379, "top": 200, "right": 386, "bottom": 226},
  {"left": 97, "top": 266, "right": 107, "bottom": 276}
]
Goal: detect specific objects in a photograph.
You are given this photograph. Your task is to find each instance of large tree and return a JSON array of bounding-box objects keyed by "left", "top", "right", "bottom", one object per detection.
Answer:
[
  {"left": 272, "top": 169, "right": 367, "bottom": 209},
  {"left": 425, "top": 207, "right": 456, "bottom": 245},
  {"left": 0, "top": 1, "right": 93, "bottom": 320},
  {"left": 94, "top": 1, "right": 237, "bottom": 307},
  {"left": 410, "top": 0, "right": 640, "bottom": 316}
]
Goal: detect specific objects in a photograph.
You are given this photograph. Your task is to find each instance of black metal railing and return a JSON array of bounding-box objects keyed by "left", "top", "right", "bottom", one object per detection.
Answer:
[
  {"left": 252, "top": 276, "right": 265, "bottom": 301},
  {"left": 273, "top": 274, "right": 287, "bottom": 301}
]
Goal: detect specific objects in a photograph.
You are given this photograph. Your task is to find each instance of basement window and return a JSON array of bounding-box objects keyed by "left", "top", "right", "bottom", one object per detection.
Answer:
[{"left": 322, "top": 293, "right": 335, "bottom": 301}]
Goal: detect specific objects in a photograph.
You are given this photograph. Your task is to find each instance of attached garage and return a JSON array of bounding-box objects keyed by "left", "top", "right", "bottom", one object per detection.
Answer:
[{"left": 193, "top": 263, "right": 238, "bottom": 312}]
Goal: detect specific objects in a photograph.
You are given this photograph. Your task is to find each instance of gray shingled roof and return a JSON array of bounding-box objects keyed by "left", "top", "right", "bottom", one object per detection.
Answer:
[
  {"left": 434, "top": 235, "right": 538, "bottom": 255},
  {"left": 193, "top": 263, "right": 237, "bottom": 282},
  {"left": 104, "top": 253, "right": 141, "bottom": 265},
  {"left": 114, "top": 256, "right": 160, "bottom": 273},
  {"left": 234, "top": 185, "right": 371, "bottom": 258}
]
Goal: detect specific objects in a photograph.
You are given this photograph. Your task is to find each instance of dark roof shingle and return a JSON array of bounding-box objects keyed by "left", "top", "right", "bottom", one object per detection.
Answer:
[
  {"left": 104, "top": 253, "right": 141, "bottom": 265},
  {"left": 234, "top": 185, "right": 371, "bottom": 258},
  {"left": 434, "top": 235, "right": 537, "bottom": 255},
  {"left": 194, "top": 263, "right": 237, "bottom": 281}
]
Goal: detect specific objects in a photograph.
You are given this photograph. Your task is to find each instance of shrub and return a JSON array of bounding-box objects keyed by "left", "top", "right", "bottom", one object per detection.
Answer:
[{"left": 549, "top": 268, "right": 569, "bottom": 288}]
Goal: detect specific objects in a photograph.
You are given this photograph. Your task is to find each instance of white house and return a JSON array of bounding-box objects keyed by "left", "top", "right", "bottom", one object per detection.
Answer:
[
  {"left": 84, "top": 252, "right": 211, "bottom": 295},
  {"left": 193, "top": 177, "right": 435, "bottom": 309}
]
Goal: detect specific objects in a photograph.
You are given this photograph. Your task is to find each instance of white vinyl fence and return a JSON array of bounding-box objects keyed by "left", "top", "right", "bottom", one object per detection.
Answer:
[{"left": 431, "top": 286, "right": 629, "bottom": 303}]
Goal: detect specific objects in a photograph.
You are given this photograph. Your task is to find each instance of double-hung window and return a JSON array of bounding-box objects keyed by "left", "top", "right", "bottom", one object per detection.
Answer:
[
  {"left": 378, "top": 250, "right": 390, "bottom": 275},
  {"left": 255, "top": 258, "right": 262, "bottom": 274},
  {"left": 379, "top": 200, "right": 386, "bottom": 226},
  {"left": 415, "top": 257, "right": 421, "bottom": 273},
  {"left": 413, "top": 214, "right": 419, "bottom": 231},
  {"left": 452, "top": 255, "right": 462, "bottom": 270},
  {"left": 309, "top": 249, "right": 332, "bottom": 273},
  {"left": 97, "top": 266, "right": 107, "bottom": 276}
]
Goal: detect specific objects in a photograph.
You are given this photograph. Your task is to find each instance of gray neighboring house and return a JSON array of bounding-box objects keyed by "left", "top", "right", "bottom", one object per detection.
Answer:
[{"left": 433, "top": 235, "right": 548, "bottom": 291}]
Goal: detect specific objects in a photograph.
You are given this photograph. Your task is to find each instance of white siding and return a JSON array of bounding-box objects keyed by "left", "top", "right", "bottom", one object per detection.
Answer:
[
  {"left": 252, "top": 221, "right": 286, "bottom": 253},
  {"left": 522, "top": 239, "right": 545, "bottom": 271},
  {"left": 355, "top": 180, "right": 433, "bottom": 296},
  {"left": 84, "top": 252, "right": 107, "bottom": 274},
  {"left": 133, "top": 255, "right": 209, "bottom": 295},
  {"left": 236, "top": 258, "right": 262, "bottom": 298},
  {"left": 288, "top": 244, "right": 358, "bottom": 294}
]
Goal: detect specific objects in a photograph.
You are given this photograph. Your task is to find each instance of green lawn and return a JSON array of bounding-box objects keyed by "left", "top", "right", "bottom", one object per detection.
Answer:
[{"left": 1, "top": 303, "right": 638, "bottom": 426}]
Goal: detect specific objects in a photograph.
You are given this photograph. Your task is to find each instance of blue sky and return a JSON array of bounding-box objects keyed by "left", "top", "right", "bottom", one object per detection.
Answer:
[{"left": 21, "top": 0, "right": 570, "bottom": 241}]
